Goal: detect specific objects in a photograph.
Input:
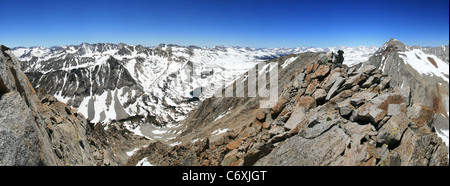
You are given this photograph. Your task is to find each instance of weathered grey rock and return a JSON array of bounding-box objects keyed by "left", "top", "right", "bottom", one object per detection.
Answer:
[
  {"left": 243, "top": 143, "right": 272, "bottom": 166},
  {"left": 299, "top": 118, "right": 340, "bottom": 139},
  {"left": 292, "top": 73, "right": 305, "bottom": 88},
  {"left": 0, "top": 92, "right": 56, "bottom": 165},
  {"left": 351, "top": 84, "right": 360, "bottom": 92},
  {"left": 222, "top": 149, "right": 239, "bottom": 166},
  {"left": 323, "top": 71, "right": 341, "bottom": 91},
  {"left": 268, "top": 126, "right": 285, "bottom": 137},
  {"left": 347, "top": 67, "right": 356, "bottom": 75},
  {"left": 343, "top": 73, "right": 367, "bottom": 89},
  {"left": 399, "top": 86, "right": 411, "bottom": 106},
  {"left": 429, "top": 143, "right": 450, "bottom": 166},
  {"left": 342, "top": 121, "right": 374, "bottom": 139},
  {"left": 378, "top": 76, "right": 392, "bottom": 90},
  {"left": 255, "top": 126, "right": 349, "bottom": 166},
  {"left": 356, "top": 65, "right": 376, "bottom": 75},
  {"left": 368, "top": 107, "right": 388, "bottom": 125},
  {"left": 350, "top": 92, "right": 405, "bottom": 126},
  {"left": 326, "top": 77, "right": 345, "bottom": 100},
  {"left": 267, "top": 132, "right": 289, "bottom": 145},
  {"left": 361, "top": 76, "right": 375, "bottom": 88},
  {"left": 331, "top": 122, "right": 377, "bottom": 166},
  {"left": 351, "top": 102, "right": 387, "bottom": 125},
  {"left": 349, "top": 92, "right": 377, "bottom": 106},
  {"left": 387, "top": 104, "right": 402, "bottom": 116},
  {"left": 330, "top": 143, "right": 377, "bottom": 166},
  {"left": 284, "top": 108, "right": 306, "bottom": 130},
  {"left": 337, "top": 99, "right": 354, "bottom": 116},
  {"left": 312, "top": 88, "right": 327, "bottom": 101},
  {"left": 377, "top": 113, "right": 409, "bottom": 146},
  {"left": 432, "top": 114, "right": 449, "bottom": 150}
]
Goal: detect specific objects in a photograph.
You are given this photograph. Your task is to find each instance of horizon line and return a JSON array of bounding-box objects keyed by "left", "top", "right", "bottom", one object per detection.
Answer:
[{"left": 6, "top": 40, "right": 449, "bottom": 50}]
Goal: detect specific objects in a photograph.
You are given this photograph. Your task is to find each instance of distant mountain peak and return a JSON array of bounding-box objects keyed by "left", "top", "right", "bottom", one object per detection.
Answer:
[{"left": 381, "top": 38, "right": 407, "bottom": 52}]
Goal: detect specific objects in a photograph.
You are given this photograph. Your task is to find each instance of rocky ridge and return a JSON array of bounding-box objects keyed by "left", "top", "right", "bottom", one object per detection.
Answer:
[
  {"left": 127, "top": 49, "right": 449, "bottom": 166},
  {"left": 1, "top": 45, "right": 145, "bottom": 165}
]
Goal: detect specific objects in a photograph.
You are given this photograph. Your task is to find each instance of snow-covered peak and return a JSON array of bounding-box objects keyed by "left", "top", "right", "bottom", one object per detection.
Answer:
[{"left": 399, "top": 49, "right": 449, "bottom": 82}]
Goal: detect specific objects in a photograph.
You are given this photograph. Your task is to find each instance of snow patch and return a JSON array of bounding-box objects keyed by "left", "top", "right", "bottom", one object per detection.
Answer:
[
  {"left": 281, "top": 56, "right": 298, "bottom": 69},
  {"left": 214, "top": 108, "right": 232, "bottom": 122},
  {"left": 170, "top": 141, "right": 182, "bottom": 146},
  {"left": 126, "top": 148, "right": 140, "bottom": 157},
  {"left": 136, "top": 157, "right": 153, "bottom": 166},
  {"left": 437, "top": 129, "right": 449, "bottom": 148},
  {"left": 211, "top": 128, "right": 229, "bottom": 136}
]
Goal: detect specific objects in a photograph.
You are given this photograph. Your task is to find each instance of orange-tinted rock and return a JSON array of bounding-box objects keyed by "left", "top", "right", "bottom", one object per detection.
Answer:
[
  {"left": 312, "top": 63, "right": 320, "bottom": 71},
  {"left": 296, "top": 96, "right": 316, "bottom": 111},
  {"left": 225, "top": 139, "right": 242, "bottom": 151},
  {"left": 253, "top": 119, "right": 264, "bottom": 126},
  {"left": 270, "top": 95, "right": 288, "bottom": 116},
  {"left": 255, "top": 110, "right": 267, "bottom": 122},
  {"left": 377, "top": 94, "right": 403, "bottom": 111},
  {"left": 313, "top": 65, "right": 330, "bottom": 79},
  {"left": 201, "top": 160, "right": 211, "bottom": 166},
  {"left": 305, "top": 64, "right": 314, "bottom": 74},
  {"left": 302, "top": 74, "right": 312, "bottom": 88},
  {"left": 410, "top": 105, "right": 434, "bottom": 129},
  {"left": 294, "top": 88, "right": 305, "bottom": 103},
  {"left": 305, "top": 79, "right": 319, "bottom": 95}
]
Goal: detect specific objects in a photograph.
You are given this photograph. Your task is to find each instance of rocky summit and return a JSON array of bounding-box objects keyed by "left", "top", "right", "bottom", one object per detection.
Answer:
[{"left": 127, "top": 43, "right": 449, "bottom": 166}]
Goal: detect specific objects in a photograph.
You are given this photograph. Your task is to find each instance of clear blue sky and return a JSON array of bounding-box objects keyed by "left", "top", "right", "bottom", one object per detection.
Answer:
[{"left": 0, "top": 0, "right": 448, "bottom": 48}]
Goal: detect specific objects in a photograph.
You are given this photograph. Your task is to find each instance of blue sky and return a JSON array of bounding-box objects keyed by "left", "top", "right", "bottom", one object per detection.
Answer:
[{"left": 0, "top": 0, "right": 448, "bottom": 48}]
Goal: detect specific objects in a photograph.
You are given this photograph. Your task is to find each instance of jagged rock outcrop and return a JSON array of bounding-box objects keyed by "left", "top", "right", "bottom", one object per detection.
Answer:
[
  {"left": 127, "top": 44, "right": 448, "bottom": 166},
  {"left": 363, "top": 38, "right": 449, "bottom": 149},
  {"left": 1, "top": 45, "right": 134, "bottom": 166}
]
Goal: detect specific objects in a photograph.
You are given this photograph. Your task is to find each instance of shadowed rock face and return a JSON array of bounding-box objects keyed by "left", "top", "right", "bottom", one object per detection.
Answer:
[
  {"left": 0, "top": 45, "right": 125, "bottom": 166},
  {"left": 126, "top": 41, "right": 448, "bottom": 166}
]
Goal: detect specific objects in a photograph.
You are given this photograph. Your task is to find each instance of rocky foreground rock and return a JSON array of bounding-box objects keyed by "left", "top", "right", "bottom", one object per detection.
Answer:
[
  {"left": 1, "top": 45, "right": 147, "bottom": 165},
  {"left": 127, "top": 52, "right": 449, "bottom": 166}
]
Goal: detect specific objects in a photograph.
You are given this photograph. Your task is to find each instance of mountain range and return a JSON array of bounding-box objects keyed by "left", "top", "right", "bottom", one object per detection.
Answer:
[
  {"left": 10, "top": 44, "right": 378, "bottom": 127},
  {"left": 1, "top": 38, "right": 448, "bottom": 166}
]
